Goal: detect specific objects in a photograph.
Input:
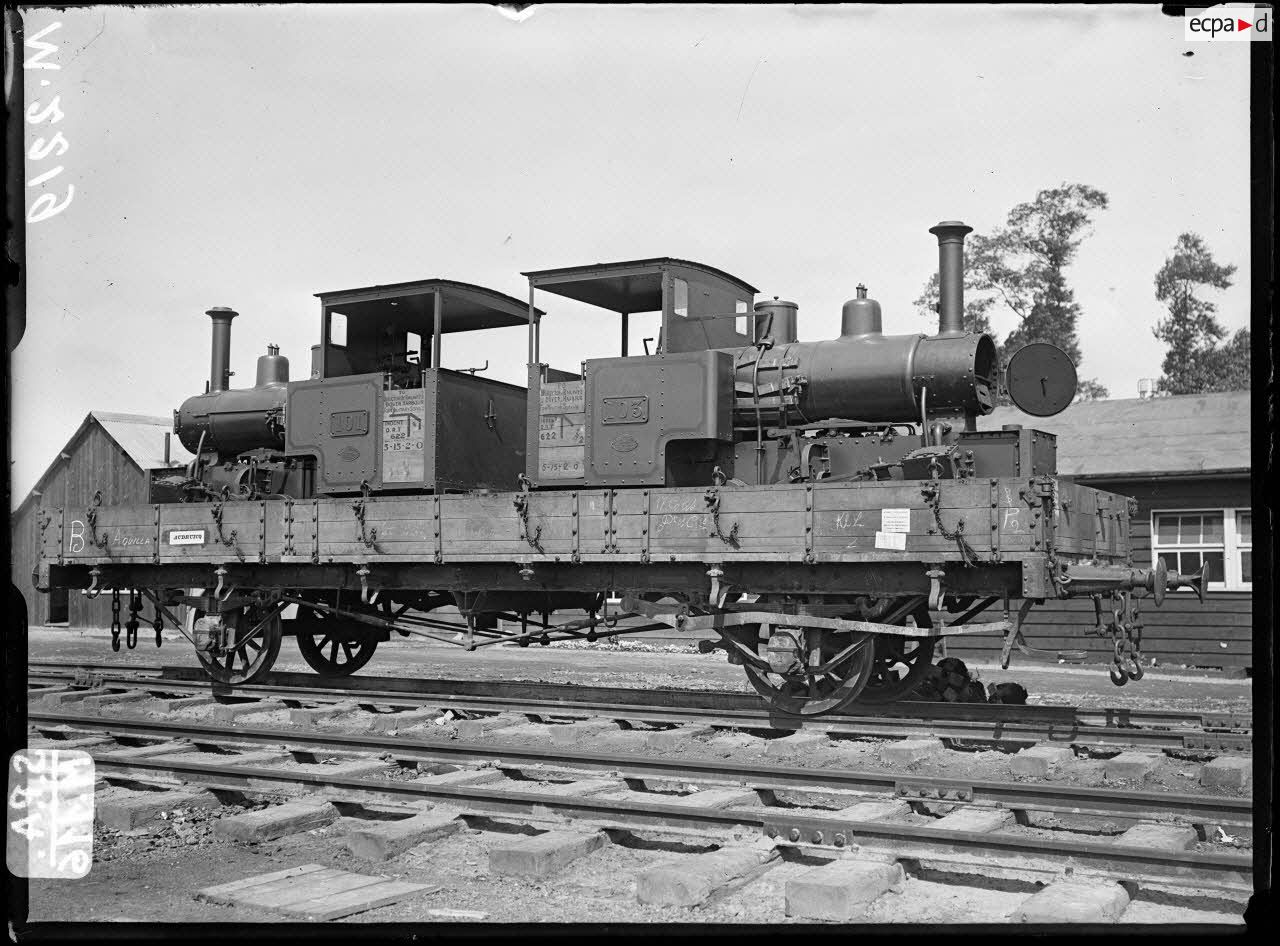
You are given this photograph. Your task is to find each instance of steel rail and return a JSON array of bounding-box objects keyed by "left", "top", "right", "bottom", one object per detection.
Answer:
[
  {"left": 27, "top": 666, "right": 1253, "bottom": 751},
  {"left": 79, "top": 747, "right": 1254, "bottom": 889},
  {"left": 29, "top": 710, "right": 1253, "bottom": 828}
]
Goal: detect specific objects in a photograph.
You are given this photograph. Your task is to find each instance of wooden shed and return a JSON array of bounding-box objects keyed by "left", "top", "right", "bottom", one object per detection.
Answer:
[
  {"left": 11, "top": 412, "right": 192, "bottom": 628},
  {"left": 947, "top": 390, "right": 1254, "bottom": 671}
]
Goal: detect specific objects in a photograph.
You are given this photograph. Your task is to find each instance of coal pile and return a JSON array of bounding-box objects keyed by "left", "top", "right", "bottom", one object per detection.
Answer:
[{"left": 916, "top": 657, "right": 1027, "bottom": 704}]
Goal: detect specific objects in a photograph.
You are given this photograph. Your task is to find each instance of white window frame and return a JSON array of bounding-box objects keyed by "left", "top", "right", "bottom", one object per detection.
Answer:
[{"left": 1150, "top": 507, "right": 1252, "bottom": 592}]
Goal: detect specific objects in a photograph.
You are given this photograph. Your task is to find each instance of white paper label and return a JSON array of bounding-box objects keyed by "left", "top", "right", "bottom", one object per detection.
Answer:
[
  {"left": 167, "top": 530, "right": 206, "bottom": 546},
  {"left": 881, "top": 508, "right": 911, "bottom": 533},
  {"left": 874, "top": 530, "right": 907, "bottom": 551}
]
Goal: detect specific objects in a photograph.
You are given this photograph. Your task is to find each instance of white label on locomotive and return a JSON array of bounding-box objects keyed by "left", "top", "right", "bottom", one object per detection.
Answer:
[
  {"left": 382, "top": 388, "right": 427, "bottom": 483},
  {"left": 167, "top": 530, "right": 206, "bottom": 546},
  {"left": 881, "top": 508, "right": 911, "bottom": 533}
]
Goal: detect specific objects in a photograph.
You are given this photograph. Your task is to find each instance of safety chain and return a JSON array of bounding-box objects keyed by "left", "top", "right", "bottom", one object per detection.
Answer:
[
  {"left": 124, "top": 589, "right": 141, "bottom": 650},
  {"left": 513, "top": 493, "right": 543, "bottom": 552},
  {"left": 703, "top": 488, "right": 740, "bottom": 548},
  {"left": 1102, "top": 589, "right": 1146, "bottom": 686},
  {"left": 349, "top": 480, "right": 378, "bottom": 550},
  {"left": 210, "top": 501, "right": 244, "bottom": 559},
  {"left": 922, "top": 483, "right": 979, "bottom": 566},
  {"left": 110, "top": 589, "right": 122, "bottom": 652},
  {"left": 86, "top": 490, "right": 109, "bottom": 550}
]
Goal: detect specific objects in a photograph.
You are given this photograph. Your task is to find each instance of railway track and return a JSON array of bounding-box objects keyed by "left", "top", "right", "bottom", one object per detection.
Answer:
[
  {"left": 28, "top": 661, "right": 1253, "bottom": 754},
  {"left": 27, "top": 706, "right": 1253, "bottom": 911}
]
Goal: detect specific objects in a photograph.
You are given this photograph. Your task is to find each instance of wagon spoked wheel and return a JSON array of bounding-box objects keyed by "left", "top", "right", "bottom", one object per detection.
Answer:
[
  {"left": 742, "top": 624, "right": 875, "bottom": 716},
  {"left": 294, "top": 607, "right": 378, "bottom": 677},
  {"left": 191, "top": 603, "right": 283, "bottom": 686},
  {"left": 855, "top": 604, "right": 937, "bottom": 705}
]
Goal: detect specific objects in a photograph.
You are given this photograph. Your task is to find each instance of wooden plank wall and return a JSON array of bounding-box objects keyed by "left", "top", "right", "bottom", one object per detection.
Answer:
[
  {"left": 11, "top": 422, "right": 153, "bottom": 628},
  {"left": 945, "top": 475, "right": 1254, "bottom": 669}
]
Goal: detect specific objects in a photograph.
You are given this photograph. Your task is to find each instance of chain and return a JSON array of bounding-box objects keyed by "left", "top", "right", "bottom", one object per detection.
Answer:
[
  {"left": 923, "top": 485, "right": 979, "bottom": 566},
  {"left": 125, "top": 589, "right": 141, "bottom": 649},
  {"left": 110, "top": 589, "right": 122, "bottom": 652}
]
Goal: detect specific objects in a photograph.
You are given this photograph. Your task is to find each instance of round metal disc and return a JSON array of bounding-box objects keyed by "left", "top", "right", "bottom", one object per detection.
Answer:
[{"left": 1005, "top": 343, "right": 1078, "bottom": 417}]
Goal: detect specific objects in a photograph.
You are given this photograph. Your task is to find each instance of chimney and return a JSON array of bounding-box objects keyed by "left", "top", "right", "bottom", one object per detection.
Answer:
[
  {"left": 928, "top": 221, "right": 973, "bottom": 337},
  {"left": 207, "top": 307, "right": 238, "bottom": 393}
]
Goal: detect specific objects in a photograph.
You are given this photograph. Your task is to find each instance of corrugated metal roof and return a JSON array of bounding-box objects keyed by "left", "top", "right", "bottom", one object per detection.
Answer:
[
  {"left": 91, "top": 411, "right": 193, "bottom": 471},
  {"left": 977, "top": 391, "right": 1250, "bottom": 478}
]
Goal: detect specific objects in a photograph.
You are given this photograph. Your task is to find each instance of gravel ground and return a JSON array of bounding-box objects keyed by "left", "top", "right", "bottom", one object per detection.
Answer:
[{"left": 19, "top": 627, "right": 1256, "bottom": 927}]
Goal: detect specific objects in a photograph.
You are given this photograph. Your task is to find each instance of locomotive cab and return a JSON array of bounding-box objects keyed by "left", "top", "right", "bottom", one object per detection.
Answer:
[{"left": 289, "top": 279, "right": 539, "bottom": 494}]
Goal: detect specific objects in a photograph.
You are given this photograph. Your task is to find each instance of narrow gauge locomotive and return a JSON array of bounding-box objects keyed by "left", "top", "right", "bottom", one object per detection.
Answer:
[{"left": 33, "top": 222, "right": 1206, "bottom": 715}]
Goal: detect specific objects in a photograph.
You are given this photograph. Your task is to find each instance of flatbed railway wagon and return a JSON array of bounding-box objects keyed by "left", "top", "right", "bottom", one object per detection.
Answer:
[{"left": 32, "top": 221, "right": 1206, "bottom": 715}]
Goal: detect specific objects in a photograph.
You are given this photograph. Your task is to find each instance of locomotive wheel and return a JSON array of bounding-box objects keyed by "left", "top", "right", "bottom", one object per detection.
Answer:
[
  {"left": 742, "top": 624, "right": 875, "bottom": 716},
  {"left": 854, "top": 604, "right": 937, "bottom": 705},
  {"left": 191, "top": 603, "right": 282, "bottom": 686},
  {"left": 294, "top": 608, "right": 379, "bottom": 677}
]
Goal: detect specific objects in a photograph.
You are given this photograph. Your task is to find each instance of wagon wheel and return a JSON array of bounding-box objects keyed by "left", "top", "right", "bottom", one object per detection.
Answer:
[
  {"left": 854, "top": 602, "right": 937, "bottom": 705},
  {"left": 742, "top": 624, "right": 875, "bottom": 716},
  {"left": 190, "top": 602, "right": 282, "bottom": 686},
  {"left": 293, "top": 606, "right": 379, "bottom": 677}
]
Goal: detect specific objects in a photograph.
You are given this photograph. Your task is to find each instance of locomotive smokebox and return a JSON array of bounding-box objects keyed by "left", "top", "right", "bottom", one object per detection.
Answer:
[
  {"left": 753, "top": 298, "right": 798, "bottom": 345},
  {"left": 928, "top": 221, "right": 973, "bottom": 337},
  {"left": 840, "top": 284, "right": 882, "bottom": 338},
  {"left": 207, "top": 307, "right": 238, "bottom": 393}
]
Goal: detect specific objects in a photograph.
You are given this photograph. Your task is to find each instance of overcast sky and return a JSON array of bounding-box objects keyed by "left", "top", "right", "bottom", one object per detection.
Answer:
[{"left": 12, "top": 3, "right": 1251, "bottom": 502}]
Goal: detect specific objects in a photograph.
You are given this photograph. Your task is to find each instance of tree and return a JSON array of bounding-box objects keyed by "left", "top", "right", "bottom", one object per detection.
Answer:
[
  {"left": 915, "top": 183, "right": 1111, "bottom": 401},
  {"left": 1152, "top": 233, "right": 1242, "bottom": 395}
]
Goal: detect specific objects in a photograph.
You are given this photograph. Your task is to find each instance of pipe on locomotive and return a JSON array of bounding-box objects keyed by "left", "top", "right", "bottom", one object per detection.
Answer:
[
  {"left": 929, "top": 221, "right": 974, "bottom": 337},
  {"left": 207, "top": 307, "right": 238, "bottom": 394}
]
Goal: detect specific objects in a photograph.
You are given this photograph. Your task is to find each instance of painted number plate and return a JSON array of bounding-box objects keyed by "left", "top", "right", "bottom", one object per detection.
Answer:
[
  {"left": 601, "top": 395, "right": 649, "bottom": 425},
  {"left": 330, "top": 410, "right": 369, "bottom": 437}
]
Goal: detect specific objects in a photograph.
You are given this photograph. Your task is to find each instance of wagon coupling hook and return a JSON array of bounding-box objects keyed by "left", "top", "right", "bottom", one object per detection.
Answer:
[
  {"left": 85, "top": 567, "right": 102, "bottom": 599},
  {"left": 213, "top": 565, "right": 229, "bottom": 601},
  {"left": 356, "top": 565, "right": 378, "bottom": 604},
  {"left": 707, "top": 565, "right": 727, "bottom": 608}
]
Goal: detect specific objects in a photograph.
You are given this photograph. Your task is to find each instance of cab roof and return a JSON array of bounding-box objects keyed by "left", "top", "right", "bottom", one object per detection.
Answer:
[
  {"left": 521, "top": 258, "right": 758, "bottom": 313},
  {"left": 315, "top": 278, "right": 540, "bottom": 333}
]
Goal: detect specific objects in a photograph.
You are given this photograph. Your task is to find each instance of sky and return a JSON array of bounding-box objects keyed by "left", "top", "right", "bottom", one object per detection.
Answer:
[{"left": 11, "top": 3, "right": 1253, "bottom": 503}]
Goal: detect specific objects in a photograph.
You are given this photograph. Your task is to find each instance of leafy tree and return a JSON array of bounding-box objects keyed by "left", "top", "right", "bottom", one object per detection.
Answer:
[
  {"left": 1152, "top": 233, "right": 1242, "bottom": 395},
  {"left": 915, "top": 183, "right": 1110, "bottom": 401}
]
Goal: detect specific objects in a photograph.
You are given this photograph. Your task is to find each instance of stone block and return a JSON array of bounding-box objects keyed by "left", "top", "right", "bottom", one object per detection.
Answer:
[
  {"left": 658, "top": 787, "right": 759, "bottom": 809},
  {"left": 488, "top": 830, "right": 607, "bottom": 877},
  {"left": 455, "top": 713, "right": 525, "bottom": 739},
  {"left": 765, "top": 731, "right": 829, "bottom": 758},
  {"left": 1113, "top": 822, "right": 1198, "bottom": 852},
  {"left": 548, "top": 719, "right": 620, "bottom": 746},
  {"left": 1104, "top": 752, "right": 1158, "bottom": 782},
  {"left": 1011, "top": 744, "right": 1075, "bottom": 777},
  {"left": 41, "top": 688, "right": 108, "bottom": 705},
  {"left": 214, "top": 800, "right": 340, "bottom": 842},
  {"left": 1012, "top": 880, "right": 1130, "bottom": 923},
  {"left": 636, "top": 844, "right": 779, "bottom": 907},
  {"left": 881, "top": 738, "right": 944, "bottom": 765},
  {"left": 209, "top": 701, "right": 282, "bottom": 724},
  {"left": 933, "top": 806, "right": 1015, "bottom": 833},
  {"left": 365, "top": 708, "right": 441, "bottom": 734},
  {"left": 785, "top": 858, "right": 905, "bottom": 920},
  {"left": 79, "top": 690, "right": 153, "bottom": 710},
  {"left": 839, "top": 800, "right": 911, "bottom": 822},
  {"left": 96, "top": 788, "right": 219, "bottom": 831},
  {"left": 289, "top": 701, "right": 359, "bottom": 726},
  {"left": 345, "top": 807, "right": 463, "bottom": 861},
  {"left": 154, "top": 695, "right": 218, "bottom": 712},
  {"left": 1200, "top": 756, "right": 1251, "bottom": 790},
  {"left": 645, "top": 725, "right": 715, "bottom": 750},
  {"left": 418, "top": 767, "right": 503, "bottom": 786}
]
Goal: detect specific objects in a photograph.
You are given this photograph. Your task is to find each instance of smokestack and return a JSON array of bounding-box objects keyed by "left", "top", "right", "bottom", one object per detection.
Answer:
[
  {"left": 928, "top": 221, "right": 973, "bottom": 337},
  {"left": 207, "top": 307, "right": 238, "bottom": 393}
]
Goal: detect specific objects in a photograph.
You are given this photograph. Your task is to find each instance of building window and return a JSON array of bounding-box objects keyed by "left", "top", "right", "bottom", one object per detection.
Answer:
[
  {"left": 736, "top": 299, "right": 749, "bottom": 336},
  {"left": 1151, "top": 508, "right": 1252, "bottom": 592}
]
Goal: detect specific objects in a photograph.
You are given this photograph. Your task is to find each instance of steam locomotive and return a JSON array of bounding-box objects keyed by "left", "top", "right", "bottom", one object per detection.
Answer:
[{"left": 34, "top": 221, "right": 1205, "bottom": 714}]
